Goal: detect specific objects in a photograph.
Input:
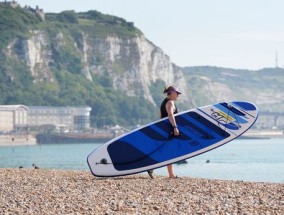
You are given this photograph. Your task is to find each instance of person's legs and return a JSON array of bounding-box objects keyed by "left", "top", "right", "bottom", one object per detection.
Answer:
[
  {"left": 167, "top": 164, "right": 176, "bottom": 178},
  {"left": 147, "top": 170, "right": 154, "bottom": 179}
]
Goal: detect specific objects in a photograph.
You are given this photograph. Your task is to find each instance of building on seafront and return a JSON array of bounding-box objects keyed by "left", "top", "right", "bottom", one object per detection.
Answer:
[
  {"left": 28, "top": 106, "right": 91, "bottom": 132},
  {"left": 0, "top": 105, "right": 91, "bottom": 133},
  {"left": 0, "top": 105, "right": 29, "bottom": 132}
]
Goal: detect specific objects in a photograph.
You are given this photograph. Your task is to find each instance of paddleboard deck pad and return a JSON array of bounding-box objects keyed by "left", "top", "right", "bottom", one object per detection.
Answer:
[{"left": 87, "top": 101, "right": 258, "bottom": 177}]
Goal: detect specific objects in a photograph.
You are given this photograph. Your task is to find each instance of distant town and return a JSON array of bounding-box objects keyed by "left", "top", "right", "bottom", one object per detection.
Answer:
[
  {"left": 0, "top": 104, "right": 283, "bottom": 146},
  {"left": 0, "top": 105, "right": 125, "bottom": 145},
  {"left": 0, "top": 0, "right": 45, "bottom": 20},
  {"left": 0, "top": 105, "right": 91, "bottom": 133}
]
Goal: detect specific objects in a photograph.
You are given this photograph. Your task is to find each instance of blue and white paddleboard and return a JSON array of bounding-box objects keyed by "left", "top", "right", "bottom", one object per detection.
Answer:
[{"left": 87, "top": 101, "right": 258, "bottom": 177}]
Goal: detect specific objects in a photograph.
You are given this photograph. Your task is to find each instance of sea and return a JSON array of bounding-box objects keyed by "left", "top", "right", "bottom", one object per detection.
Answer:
[{"left": 0, "top": 138, "right": 283, "bottom": 183}]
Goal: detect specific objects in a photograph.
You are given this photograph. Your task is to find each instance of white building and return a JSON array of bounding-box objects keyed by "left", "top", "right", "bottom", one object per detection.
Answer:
[
  {"left": 0, "top": 105, "right": 29, "bottom": 131},
  {"left": 0, "top": 105, "right": 91, "bottom": 132},
  {"left": 28, "top": 106, "right": 91, "bottom": 131}
]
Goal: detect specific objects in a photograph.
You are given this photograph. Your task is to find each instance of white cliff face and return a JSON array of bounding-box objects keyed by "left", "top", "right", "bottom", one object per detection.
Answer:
[
  {"left": 81, "top": 33, "right": 93, "bottom": 81},
  {"left": 7, "top": 30, "right": 188, "bottom": 105},
  {"left": 8, "top": 30, "right": 54, "bottom": 82},
  {"left": 132, "top": 35, "right": 187, "bottom": 104},
  {"left": 24, "top": 31, "right": 53, "bottom": 82},
  {"left": 24, "top": 36, "right": 42, "bottom": 75},
  {"left": 88, "top": 35, "right": 188, "bottom": 105},
  {"left": 106, "top": 37, "right": 121, "bottom": 63}
]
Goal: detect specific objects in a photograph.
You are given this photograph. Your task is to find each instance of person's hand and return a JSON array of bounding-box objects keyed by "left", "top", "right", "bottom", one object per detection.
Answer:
[{"left": 174, "top": 127, "right": 180, "bottom": 136}]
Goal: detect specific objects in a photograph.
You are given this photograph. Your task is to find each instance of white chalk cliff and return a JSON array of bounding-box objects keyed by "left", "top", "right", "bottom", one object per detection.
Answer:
[{"left": 7, "top": 30, "right": 188, "bottom": 105}]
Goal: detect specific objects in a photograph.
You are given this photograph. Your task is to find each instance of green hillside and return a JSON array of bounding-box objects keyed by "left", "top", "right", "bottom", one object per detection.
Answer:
[
  {"left": 0, "top": 3, "right": 41, "bottom": 48},
  {"left": 182, "top": 66, "right": 284, "bottom": 111},
  {"left": 0, "top": 4, "right": 156, "bottom": 128}
]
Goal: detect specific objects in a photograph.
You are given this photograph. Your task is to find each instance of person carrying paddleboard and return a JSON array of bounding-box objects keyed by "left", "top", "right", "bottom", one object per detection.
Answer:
[{"left": 148, "top": 85, "right": 181, "bottom": 179}]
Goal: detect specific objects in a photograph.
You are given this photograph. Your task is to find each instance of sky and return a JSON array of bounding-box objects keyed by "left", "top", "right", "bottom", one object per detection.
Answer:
[{"left": 16, "top": 0, "right": 284, "bottom": 70}]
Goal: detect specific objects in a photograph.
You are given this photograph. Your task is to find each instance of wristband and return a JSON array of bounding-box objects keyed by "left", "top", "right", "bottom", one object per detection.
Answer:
[{"left": 173, "top": 125, "right": 177, "bottom": 128}]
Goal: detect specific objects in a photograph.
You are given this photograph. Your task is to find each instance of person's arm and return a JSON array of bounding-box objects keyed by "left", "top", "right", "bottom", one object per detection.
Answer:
[{"left": 166, "top": 100, "right": 179, "bottom": 136}]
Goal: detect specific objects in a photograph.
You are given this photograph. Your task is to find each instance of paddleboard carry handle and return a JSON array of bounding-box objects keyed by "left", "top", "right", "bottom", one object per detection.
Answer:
[
  {"left": 169, "top": 132, "right": 182, "bottom": 139},
  {"left": 96, "top": 158, "right": 111, "bottom": 165}
]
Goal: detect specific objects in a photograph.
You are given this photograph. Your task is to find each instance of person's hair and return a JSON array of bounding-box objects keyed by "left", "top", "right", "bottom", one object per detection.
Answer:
[{"left": 163, "top": 86, "right": 174, "bottom": 95}]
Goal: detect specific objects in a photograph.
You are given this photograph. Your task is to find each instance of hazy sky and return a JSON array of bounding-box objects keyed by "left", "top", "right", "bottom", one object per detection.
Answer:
[{"left": 17, "top": 0, "right": 284, "bottom": 70}]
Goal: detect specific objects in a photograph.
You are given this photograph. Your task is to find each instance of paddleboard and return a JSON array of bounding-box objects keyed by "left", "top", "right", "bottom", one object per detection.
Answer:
[{"left": 87, "top": 101, "right": 258, "bottom": 177}]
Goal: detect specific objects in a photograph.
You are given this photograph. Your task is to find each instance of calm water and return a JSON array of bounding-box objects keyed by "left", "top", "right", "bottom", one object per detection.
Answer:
[{"left": 0, "top": 138, "right": 283, "bottom": 183}]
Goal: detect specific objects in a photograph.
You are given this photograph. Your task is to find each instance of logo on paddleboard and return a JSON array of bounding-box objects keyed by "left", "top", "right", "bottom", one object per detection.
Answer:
[
  {"left": 210, "top": 108, "right": 241, "bottom": 130},
  {"left": 211, "top": 109, "right": 234, "bottom": 123}
]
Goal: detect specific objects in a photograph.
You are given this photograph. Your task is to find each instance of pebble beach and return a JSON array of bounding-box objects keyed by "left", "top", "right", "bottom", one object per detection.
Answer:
[{"left": 0, "top": 169, "right": 283, "bottom": 214}]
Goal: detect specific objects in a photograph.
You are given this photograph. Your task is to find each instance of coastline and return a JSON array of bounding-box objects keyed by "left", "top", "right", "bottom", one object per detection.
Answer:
[
  {"left": 1, "top": 130, "right": 283, "bottom": 147},
  {"left": 241, "top": 130, "right": 284, "bottom": 139},
  {"left": 0, "top": 134, "right": 36, "bottom": 147},
  {"left": 0, "top": 169, "right": 283, "bottom": 214}
]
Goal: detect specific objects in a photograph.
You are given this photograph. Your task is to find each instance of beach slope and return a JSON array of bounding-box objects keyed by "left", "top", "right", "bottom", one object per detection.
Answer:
[{"left": 0, "top": 169, "right": 283, "bottom": 214}]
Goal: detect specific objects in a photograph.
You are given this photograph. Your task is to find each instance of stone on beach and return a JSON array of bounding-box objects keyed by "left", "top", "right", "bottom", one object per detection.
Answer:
[{"left": 0, "top": 169, "right": 283, "bottom": 214}]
